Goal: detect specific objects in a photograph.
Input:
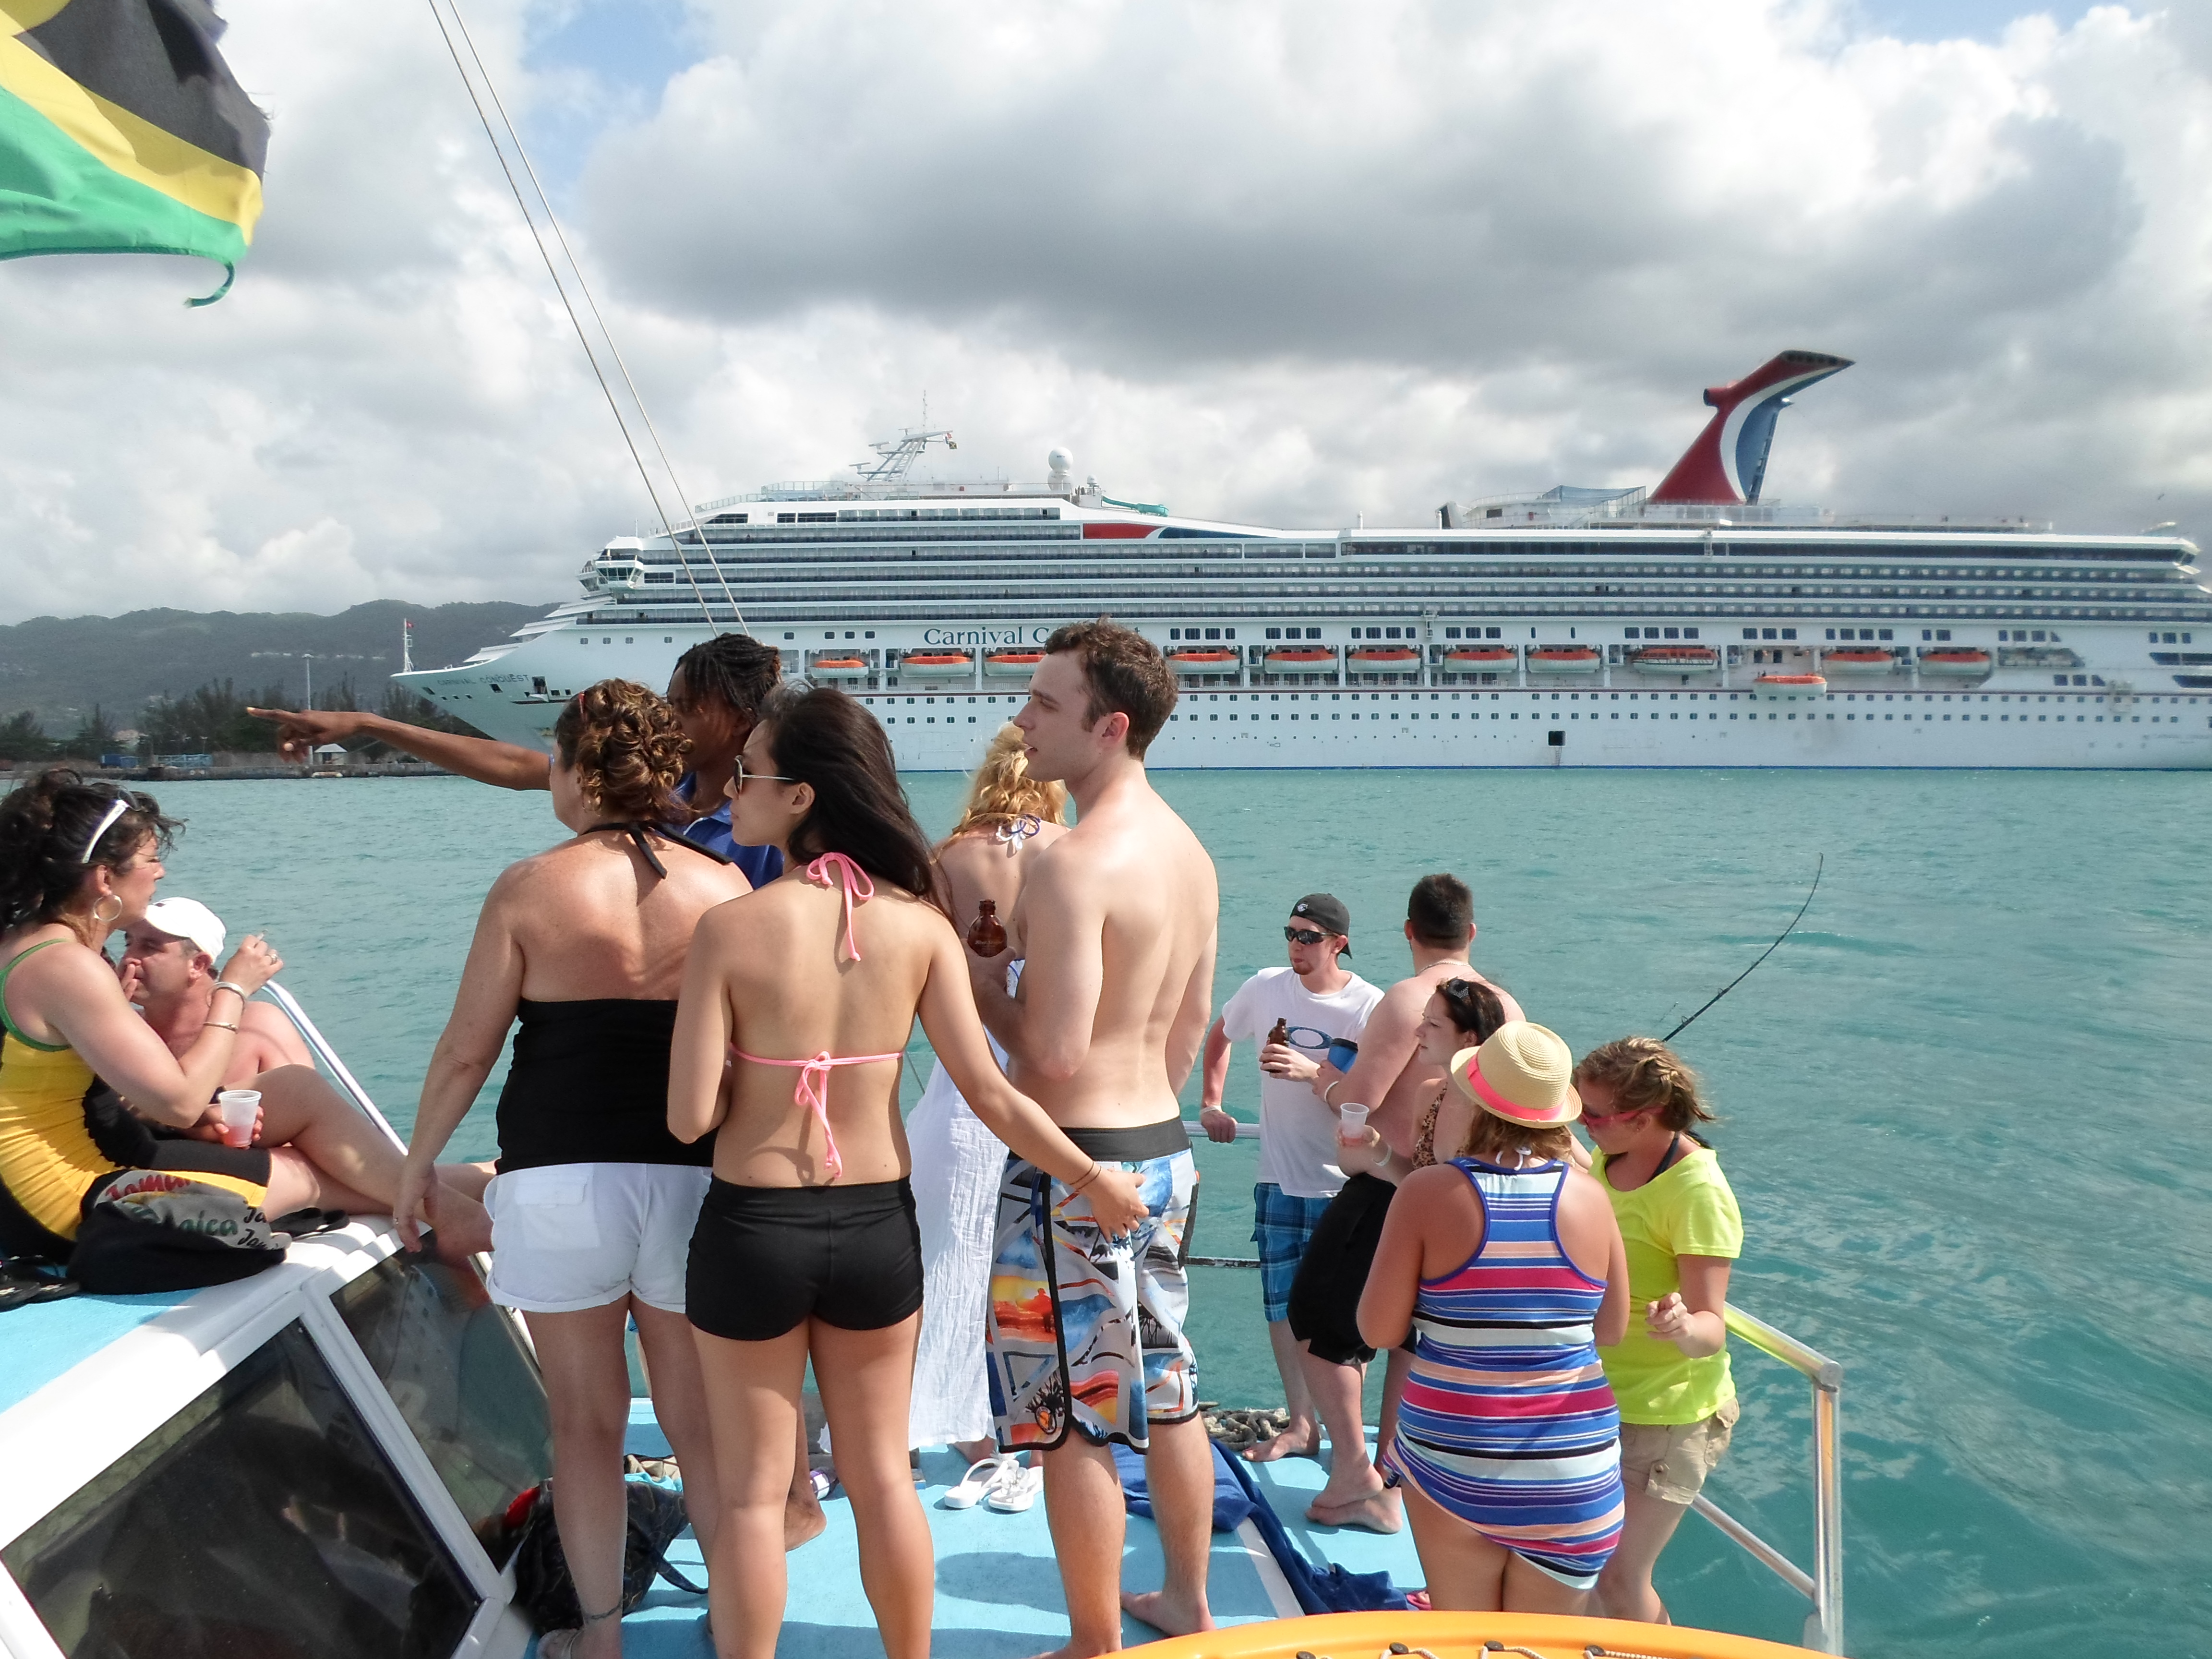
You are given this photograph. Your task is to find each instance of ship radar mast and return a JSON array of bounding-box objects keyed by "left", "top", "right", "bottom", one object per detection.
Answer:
[{"left": 853, "top": 396, "right": 958, "bottom": 485}]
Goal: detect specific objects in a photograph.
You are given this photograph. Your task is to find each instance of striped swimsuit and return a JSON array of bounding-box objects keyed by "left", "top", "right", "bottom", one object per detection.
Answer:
[{"left": 1385, "top": 1157, "right": 1623, "bottom": 1590}]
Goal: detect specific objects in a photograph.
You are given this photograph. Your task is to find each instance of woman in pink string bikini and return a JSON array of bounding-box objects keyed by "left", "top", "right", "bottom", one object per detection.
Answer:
[{"left": 668, "top": 685, "right": 1146, "bottom": 1659}]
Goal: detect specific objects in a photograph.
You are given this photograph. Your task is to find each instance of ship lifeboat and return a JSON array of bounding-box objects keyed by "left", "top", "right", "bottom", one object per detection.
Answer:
[
  {"left": 1443, "top": 646, "right": 1516, "bottom": 666},
  {"left": 1821, "top": 648, "right": 1895, "bottom": 673},
  {"left": 984, "top": 651, "right": 1043, "bottom": 678},
  {"left": 808, "top": 655, "right": 871, "bottom": 680},
  {"left": 1263, "top": 647, "right": 1336, "bottom": 671},
  {"left": 1347, "top": 647, "right": 1420, "bottom": 672},
  {"left": 1166, "top": 649, "right": 1240, "bottom": 670},
  {"left": 1752, "top": 673, "right": 1828, "bottom": 701},
  {"left": 1527, "top": 646, "right": 1601, "bottom": 674},
  {"left": 1919, "top": 648, "right": 1993, "bottom": 677},
  {"left": 896, "top": 651, "right": 974, "bottom": 677},
  {"left": 1626, "top": 645, "right": 1719, "bottom": 671}
]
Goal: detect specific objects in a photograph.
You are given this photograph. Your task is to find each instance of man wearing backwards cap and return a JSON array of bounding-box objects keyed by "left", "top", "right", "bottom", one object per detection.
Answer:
[
  {"left": 119, "top": 898, "right": 314, "bottom": 1086},
  {"left": 1199, "top": 893, "right": 1382, "bottom": 1467},
  {"left": 110, "top": 898, "right": 496, "bottom": 1253}
]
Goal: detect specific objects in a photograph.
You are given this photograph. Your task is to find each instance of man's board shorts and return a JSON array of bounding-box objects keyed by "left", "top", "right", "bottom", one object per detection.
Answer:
[
  {"left": 1252, "top": 1181, "right": 1334, "bottom": 1324},
  {"left": 986, "top": 1118, "right": 1198, "bottom": 1453}
]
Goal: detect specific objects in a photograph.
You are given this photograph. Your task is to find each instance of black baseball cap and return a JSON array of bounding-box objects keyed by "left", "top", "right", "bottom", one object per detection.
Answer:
[{"left": 1290, "top": 893, "right": 1352, "bottom": 947}]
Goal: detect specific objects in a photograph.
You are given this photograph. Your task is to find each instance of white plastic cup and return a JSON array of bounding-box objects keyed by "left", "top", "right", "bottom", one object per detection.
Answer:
[
  {"left": 1337, "top": 1102, "right": 1370, "bottom": 1142},
  {"left": 216, "top": 1089, "right": 261, "bottom": 1149}
]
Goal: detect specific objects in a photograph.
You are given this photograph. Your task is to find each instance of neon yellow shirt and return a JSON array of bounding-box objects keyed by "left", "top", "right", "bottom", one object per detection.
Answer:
[{"left": 1595, "top": 1141, "right": 1742, "bottom": 1425}]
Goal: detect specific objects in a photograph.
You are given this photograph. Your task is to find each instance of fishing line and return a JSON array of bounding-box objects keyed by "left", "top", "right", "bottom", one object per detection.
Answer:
[{"left": 1662, "top": 854, "right": 1822, "bottom": 1043}]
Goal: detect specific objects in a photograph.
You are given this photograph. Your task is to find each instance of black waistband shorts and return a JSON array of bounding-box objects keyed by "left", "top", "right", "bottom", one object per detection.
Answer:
[{"left": 686, "top": 1176, "right": 923, "bottom": 1343}]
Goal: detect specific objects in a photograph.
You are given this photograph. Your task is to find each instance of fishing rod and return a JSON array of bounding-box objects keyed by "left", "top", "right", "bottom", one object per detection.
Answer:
[{"left": 1661, "top": 854, "right": 1823, "bottom": 1043}]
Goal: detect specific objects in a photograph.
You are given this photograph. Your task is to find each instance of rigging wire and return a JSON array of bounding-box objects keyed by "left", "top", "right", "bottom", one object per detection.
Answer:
[
  {"left": 421, "top": 0, "right": 745, "bottom": 631},
  {"left": 1661, "top": 855, "right": 1823, "bottom": 1043}
]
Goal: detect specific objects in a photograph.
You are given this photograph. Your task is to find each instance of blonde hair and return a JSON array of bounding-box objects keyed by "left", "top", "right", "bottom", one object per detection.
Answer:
[
  {"left": 1574, "top": 1036, "right": 1717, "bottom": 1143},
  {"left": 946, "top": 724, "right": 1068, "bottom": 839},
  {"left": 1457, "top": 1111, "right": 1576, "bottom": 1166},
  {"left": 554, "top": 679, "right": 691, "bottom": 821}
]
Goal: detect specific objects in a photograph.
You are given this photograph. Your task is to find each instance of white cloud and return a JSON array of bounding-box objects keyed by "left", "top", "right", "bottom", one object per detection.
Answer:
[{"left": 0, "top": 0, "right": 2205, "bottom": 625}]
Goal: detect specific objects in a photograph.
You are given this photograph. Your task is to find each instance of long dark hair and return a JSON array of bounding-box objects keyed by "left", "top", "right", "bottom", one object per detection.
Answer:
[
  {"left": 0, "top": 770, "right": 180, "bottom": 933},
  {"left": 757, "top": 685, "right": 938, "bottom": 901}
]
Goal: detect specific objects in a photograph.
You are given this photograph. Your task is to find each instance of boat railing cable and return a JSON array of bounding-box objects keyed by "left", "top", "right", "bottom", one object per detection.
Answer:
[{"left": 421, "top": 0, "right": 745, "bottom": 631}]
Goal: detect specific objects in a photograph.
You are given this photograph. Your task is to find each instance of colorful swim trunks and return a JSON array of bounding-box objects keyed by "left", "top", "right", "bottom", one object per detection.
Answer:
[{"left": 985, "top": 1118, "right": 1198, "bottom": 1452}]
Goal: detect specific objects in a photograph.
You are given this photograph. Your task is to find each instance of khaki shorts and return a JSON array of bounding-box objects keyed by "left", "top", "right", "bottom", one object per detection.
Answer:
[{"left": 1618, "top": 1395, "right": 1740, "bottom": 1505}]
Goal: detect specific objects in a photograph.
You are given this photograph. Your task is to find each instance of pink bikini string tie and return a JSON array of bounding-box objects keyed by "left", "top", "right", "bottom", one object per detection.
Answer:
[
  {"left": 806, "top": 852, "right": 876, "bottom": 963},
  {"left": 730, "top": 1047, "right": 905, "bottom": 1183}
]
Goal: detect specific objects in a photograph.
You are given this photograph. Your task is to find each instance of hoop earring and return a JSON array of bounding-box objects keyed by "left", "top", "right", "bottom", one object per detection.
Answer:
[{"left": 91, "top": 895, "right": 123, "bottom": 926}]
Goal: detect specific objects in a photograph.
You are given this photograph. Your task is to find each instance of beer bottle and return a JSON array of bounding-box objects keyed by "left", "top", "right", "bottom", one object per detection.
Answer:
[
  {"left": 966, "top": 899, "right": 1008, "bottom": 958},
  {"left": 1266, "top": 1017, "right": 1291, "bottom": 1049}
]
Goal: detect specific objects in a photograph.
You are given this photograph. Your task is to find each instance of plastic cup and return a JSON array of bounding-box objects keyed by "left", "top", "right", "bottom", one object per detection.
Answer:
[
  {"left": 216, "top": 1089, "right": 261, "bottom": 1149},
  {"left": 1337, "top": 1102, "right": 1370, "bottom": 1141}
]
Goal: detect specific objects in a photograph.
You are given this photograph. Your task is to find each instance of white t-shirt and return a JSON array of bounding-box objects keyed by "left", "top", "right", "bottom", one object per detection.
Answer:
[{"left": 1220, "top": 966, "right": 1384, "bottom": 1199}]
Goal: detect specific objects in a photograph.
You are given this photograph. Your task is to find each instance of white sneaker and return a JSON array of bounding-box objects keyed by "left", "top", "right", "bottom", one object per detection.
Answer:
[
  {"left": 984, "top": 1458, "right": 1043, "bottom": 1513},
  {"left": 941, "top": 1455, "right": 1013, "bottom": 1510}
]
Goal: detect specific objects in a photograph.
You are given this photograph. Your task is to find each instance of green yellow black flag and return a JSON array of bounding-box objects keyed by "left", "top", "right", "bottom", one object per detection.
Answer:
[{"left": 0, "top": 0, "right": 267, "bottom": 303}]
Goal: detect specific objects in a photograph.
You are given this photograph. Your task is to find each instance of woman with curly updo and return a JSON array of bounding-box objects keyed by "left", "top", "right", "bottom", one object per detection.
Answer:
[
  {"left": 1574, "top": 1036, "right": 1743, "bottom": 1626},
  {"left": 401, "top": 679, "right": 752, "bottom": 1659}
]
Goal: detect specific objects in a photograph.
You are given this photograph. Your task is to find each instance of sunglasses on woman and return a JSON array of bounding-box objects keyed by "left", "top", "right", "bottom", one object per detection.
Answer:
[{"left": 731, "top": 755, "right": 797, "bottom": 791}]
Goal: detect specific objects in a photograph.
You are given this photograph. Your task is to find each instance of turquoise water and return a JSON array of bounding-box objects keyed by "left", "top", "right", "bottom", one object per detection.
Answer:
[{"left": 141, "top": 770, "right": 2211, "bottom": 1655}]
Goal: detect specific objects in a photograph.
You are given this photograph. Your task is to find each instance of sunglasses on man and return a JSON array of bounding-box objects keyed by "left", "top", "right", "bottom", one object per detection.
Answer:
[{"left": 1283, "top": 926, "right": 1339, "bottom": 946}]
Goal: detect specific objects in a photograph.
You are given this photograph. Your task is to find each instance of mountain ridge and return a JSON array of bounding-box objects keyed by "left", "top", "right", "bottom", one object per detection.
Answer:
[{"left": 0, "top": 599, "right": 555, "bottom": 730}]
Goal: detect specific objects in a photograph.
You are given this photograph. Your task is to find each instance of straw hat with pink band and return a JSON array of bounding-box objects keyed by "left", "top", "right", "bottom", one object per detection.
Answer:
[{"left": 1448, "top": 1020, "right": 1582, "bottom": 1126}]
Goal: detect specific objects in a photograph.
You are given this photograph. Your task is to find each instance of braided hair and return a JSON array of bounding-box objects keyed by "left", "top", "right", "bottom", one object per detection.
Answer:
[
  {"left": 1573, "top": 1036, "right": 1718, "bottom": 1146},
  {"left": 672, "top": 632, "right": 781, "bottom": 720},
  {"left": 0, "top": 769, "right": 180, "bottom": 932}
]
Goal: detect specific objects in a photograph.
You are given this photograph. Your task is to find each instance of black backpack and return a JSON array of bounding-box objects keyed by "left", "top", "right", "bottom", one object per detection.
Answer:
[
  {"left": 68, "top": 1171, "right": 346, "bottom": 1295},
  {"left": 508, "top": 1474, "right": 707, "bottom": 1631}
]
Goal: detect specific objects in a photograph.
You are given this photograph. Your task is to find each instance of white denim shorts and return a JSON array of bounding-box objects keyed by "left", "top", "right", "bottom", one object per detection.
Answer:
[{"left": 482, "top": 1162, "right": 711, "bottom": 1315}]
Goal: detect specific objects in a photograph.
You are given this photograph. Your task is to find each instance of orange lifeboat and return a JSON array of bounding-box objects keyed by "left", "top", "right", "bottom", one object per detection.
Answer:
[
  {"left": 1443, "top": 646, "right": 1515, "bottom": 666},
  {"left": 1166, "top": 649, "right": 1239, "bottom": 670},
  {"left": 1527, "top": 645, "right": 1601, "bottom": 674},
  {"left": 1347, "top": 647, "right": 1420, "bottom": 673},
  {"left": 1752, "top": 673, "right": 1828, "bottom": 701},
  {"left": 1262, "top": 647, "right": 1335, "bottom": 671},
  {"left": 809, "top": 655, "right": 870, "bottom": 679},
  {"left": 984, "top": 651, "right": 1042, "bottom": 678},
  {"left": 1920, "top": 647, "right": 1993, "bottom": 677},
  {"left": 1822, "top": 648, "right": 1895, "bottom": 673},
  {"left": 897, "top": 651, "right": 973, "bottom": 677}
]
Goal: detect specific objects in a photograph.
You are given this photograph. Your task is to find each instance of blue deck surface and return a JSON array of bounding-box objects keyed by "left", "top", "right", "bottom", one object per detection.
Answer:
[
  {"left": 609, "top": 1403, "right": 1423, "bottom": 1657},
  {"left": 0, "top": 1289, "right": 197, "bottom": 1416}
]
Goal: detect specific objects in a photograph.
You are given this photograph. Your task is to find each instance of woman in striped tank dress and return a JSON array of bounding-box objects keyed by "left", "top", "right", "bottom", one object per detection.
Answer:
[{"left": 1360, "top": 1020, "right": 1629, "bottom": 1611}]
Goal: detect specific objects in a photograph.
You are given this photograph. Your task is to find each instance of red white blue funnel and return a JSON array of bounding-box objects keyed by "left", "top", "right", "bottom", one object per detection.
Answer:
[{"left": 1648, "top": 350, "right": 1852, "bottom": 505}]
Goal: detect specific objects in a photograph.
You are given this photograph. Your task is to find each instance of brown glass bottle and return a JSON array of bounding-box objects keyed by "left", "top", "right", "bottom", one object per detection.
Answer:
[
  {"left": 966, "top": 899, "right": 1008, "bottom": 958},
  {"left": 1266, "top": 1017, "right": 1292, "bottom": 1049}
]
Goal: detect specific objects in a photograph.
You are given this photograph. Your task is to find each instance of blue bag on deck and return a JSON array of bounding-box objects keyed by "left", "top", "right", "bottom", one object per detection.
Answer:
[{"left": 1110, "top": 1440, "right": 1253, "bottom": 1532}]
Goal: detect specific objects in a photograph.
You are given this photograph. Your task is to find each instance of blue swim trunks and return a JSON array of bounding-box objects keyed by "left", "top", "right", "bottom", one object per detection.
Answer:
[{"left": 1252, "top": 1182, "right": 1334, "bottom": 1323}]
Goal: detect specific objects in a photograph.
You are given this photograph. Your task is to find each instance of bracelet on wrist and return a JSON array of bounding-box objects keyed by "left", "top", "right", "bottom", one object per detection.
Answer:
[
  {"left": 1322, "top": 1079, "right": 1342, "bottom": 1105},
  {"left": 1065, "top": 1161, "right": 1102, "bottom": 1197},
  {"left": 212, "top": 981, "right": 250, "bottom": 1001},
  {"left": 204, "top": 1019, "right": 239, "bottom": 1033}
]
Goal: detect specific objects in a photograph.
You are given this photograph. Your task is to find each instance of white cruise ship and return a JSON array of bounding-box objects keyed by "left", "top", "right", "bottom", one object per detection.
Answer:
[{"left": 401, "top": 352, "right": 2212, "bottom": 770}]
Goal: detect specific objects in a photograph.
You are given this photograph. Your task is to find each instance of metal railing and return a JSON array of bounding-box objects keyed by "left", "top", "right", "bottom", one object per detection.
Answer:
[
  {"left": 1179, "top": 1118, "right": 1845, "bottom": 1653},
  {"left": 1702, "top": 1303, "right": 1845, "bottom": 1655},
  {"left": 260, "top": 981, "right": 407, "bottom": 1152}
]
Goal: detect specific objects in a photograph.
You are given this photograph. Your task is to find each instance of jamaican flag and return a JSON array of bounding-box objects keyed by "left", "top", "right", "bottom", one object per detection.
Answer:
[{"left": 0, "top": 0, "right": 267, "bottom": 303}]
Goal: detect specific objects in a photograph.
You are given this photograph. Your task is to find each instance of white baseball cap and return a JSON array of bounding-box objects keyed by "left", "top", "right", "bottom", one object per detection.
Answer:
[{"left": 141, "top": 897, "right": 227, "bottom": 963}]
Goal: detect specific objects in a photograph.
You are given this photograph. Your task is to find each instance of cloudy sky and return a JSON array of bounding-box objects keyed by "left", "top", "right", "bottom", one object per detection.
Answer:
[{"left": 1, "top": 0, "right": 2206, "bottom": 622}]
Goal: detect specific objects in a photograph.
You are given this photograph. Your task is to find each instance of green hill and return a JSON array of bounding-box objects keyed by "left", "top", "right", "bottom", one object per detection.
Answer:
[{"left": 0, "top": 599, "right": 553, "bottom": 731}]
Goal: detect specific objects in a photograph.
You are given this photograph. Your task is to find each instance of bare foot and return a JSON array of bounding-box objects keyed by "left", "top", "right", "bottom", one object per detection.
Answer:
[
  {"left": 1240, "top": 1421, "right": 1321, "bottom": 1462},
  {"left": 952, "top": 1437, "right": 998, "bottom": 1466},
  {"left": 1121, "top": 1586, "right": 1214, "bottom": 1639},
  {"left": 1306, "top": 1489, "right": 1403, "bottom": 1534},
  {"left": 784, "top": 1494, "right": 827, "bottom": 1551}
]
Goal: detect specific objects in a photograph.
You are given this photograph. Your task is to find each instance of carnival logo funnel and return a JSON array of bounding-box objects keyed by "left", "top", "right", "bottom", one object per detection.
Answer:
[{"left": 1648, "top": 350, "right": 1852, "bottom": 505}]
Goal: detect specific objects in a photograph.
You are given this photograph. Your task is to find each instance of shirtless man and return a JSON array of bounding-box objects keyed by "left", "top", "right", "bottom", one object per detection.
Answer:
[
  {"left": 107, "top": 895, "right": 494, "bottom": 1252},
  {"left": 970, "top": 621, "right": 1220, "bottom": 1654},
  {"left": 1288, "top": 873, "right": 1523, "bottom": 1530}
]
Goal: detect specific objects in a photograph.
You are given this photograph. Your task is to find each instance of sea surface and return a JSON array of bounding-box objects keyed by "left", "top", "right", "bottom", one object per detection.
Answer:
[{"left": 141, "top": 769, "right": 2209, "bottom": 1657}]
